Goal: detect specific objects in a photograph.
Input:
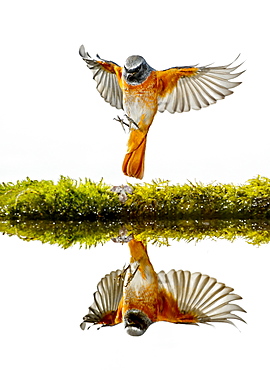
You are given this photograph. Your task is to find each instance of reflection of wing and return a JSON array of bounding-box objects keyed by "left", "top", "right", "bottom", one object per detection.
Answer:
[
  {"left": 80, "top": 269, "right": 126, "bottom": 329},
  {"left": 79, "top": 45, "right": 123, "bottom": 109},
  {"left": 157, "top": 270, "right": 245, "bottom": 325},
  {"left": 157, "top": 57, "right": 244, "bottom": 113}
]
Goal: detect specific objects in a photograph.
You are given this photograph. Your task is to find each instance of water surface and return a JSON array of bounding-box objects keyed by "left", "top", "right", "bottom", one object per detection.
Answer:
[{"left": 0, "top": 222, "right": 269, "bottom": 369}]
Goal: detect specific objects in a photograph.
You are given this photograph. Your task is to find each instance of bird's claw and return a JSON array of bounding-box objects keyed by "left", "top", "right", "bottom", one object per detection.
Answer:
[
  {"left": 114, "top": 115, "right": 140, "bottom": 131},
  {"left": 114, "top": 115, "right": 129, "bottom": 132}
]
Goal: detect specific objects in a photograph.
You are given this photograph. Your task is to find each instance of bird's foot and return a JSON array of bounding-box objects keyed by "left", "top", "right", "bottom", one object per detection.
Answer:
[
  {"left": 114, "top": 115, "right": 129, "bottom": 132},
  {"left": 114, "top": 115, "right": 140, "bottom": 131}
]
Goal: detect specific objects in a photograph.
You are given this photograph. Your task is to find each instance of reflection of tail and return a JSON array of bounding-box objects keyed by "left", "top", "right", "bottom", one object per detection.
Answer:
[{"left": 122, "top": 129, "right": 147, "bottom": 180}]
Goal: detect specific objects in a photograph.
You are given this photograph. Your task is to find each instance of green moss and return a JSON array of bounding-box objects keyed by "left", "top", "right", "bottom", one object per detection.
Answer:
[
  {"left": 0, "top": 176, "right": 122, "bottom": 221},
  {"left": 126, "top": 177, "right": 270, "bottom": 220},
  {"left": 1, "top": 176, "right": 270, "bottom": 221}
]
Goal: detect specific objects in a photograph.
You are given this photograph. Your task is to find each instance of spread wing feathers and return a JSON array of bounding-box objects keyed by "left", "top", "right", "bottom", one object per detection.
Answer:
[
  {"left": 158, "top": 56, "right": 244, "bottom": 113},
  {"left": 79, "top": 45, "right": 123, "bottom": 109},
  {"left": 80, "top": 269, "right": 126, "bottom": 330},
  {"left": 158, "top": 269, "right": 246, "bottom": 325}
]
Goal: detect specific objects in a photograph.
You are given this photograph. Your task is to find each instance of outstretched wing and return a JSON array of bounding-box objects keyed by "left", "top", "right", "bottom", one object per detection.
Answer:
[
  {"left": 157, "top": 56, "right": 244, "bottom": 113},
  {"left": 79, "top": 45, "right": 123, "bottom": 109},
  {"left": 80, "top": 269, "right": 126, "bottom": 330},
  {"left": 157, "top": 269, "right": 245, "bottom": 326}
]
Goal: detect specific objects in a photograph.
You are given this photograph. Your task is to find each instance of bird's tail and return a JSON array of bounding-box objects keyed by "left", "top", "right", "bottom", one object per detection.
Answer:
[{"left": 122, "top": 129, "right": 148, "bottom": 180}]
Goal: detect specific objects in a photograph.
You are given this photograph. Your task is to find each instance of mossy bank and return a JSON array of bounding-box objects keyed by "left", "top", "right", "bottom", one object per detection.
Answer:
[{"left": 1, "top": 176, "right": 270, "bottom": 221}]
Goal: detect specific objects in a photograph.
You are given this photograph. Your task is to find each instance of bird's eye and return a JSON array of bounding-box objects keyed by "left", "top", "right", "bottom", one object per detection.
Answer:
[
  {"left": 127, "top": 65, "right": 141, "bottom": 74},
  {"left": 133, "top": 65, "right": 141, "bottom": 73}
]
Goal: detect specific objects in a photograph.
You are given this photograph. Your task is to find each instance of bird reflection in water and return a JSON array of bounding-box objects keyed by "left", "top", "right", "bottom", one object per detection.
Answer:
[{"left": 80, "top": 231, "right": 245, "bottom": 336}]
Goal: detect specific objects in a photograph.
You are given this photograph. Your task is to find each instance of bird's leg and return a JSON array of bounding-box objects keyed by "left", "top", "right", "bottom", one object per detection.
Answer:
[
  {"left": 116, "top": 264, "right": 131, "bottom": 283},
  {"left": 114, "top": 115, "right": 140, "bottom": 132},
  {"left": 124, "top": 262, "right": 140, "bottom": 287},
  {"left": 124, "top": 114, "right": 140, "bottom": 130}
]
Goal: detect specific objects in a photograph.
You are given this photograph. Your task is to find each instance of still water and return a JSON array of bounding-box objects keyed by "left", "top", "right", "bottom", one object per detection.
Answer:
[{"left": 0, "top": 221, "right": 269, "bottom": 370}]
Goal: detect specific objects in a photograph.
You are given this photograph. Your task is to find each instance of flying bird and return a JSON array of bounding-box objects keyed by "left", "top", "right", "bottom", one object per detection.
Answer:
[
  {"left": 79, "top": 45, "right": 244, "bottom": 179},
  {"left": 81, "top": 238, "right": 245, "bottom": 336}
]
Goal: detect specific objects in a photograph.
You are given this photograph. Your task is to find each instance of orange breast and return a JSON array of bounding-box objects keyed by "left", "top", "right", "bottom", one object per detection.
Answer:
[
  {"left": 122, "top": 72, "right": 159, "bottom": 128},
  {"left": 123, "top": 283, "right": 159, "bottom": 322},
  {"left": 122, "top": 239, "right": 159, "bottom": 321}
]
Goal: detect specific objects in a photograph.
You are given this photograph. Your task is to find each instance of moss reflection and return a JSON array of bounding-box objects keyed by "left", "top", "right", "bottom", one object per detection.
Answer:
[{"left": 1, "top": 219, "right": 270, "bottom": 247}]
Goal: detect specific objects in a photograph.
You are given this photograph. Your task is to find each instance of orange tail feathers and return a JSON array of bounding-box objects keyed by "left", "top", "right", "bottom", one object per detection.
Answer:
[{"left": 122, "top": 129, "right": 148, "bottom": 180}]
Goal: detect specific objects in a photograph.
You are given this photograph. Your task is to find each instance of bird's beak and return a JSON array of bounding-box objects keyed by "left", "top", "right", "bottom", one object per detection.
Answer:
[{"left": 125, "top": 318, "right": 135, "bottom": 328}]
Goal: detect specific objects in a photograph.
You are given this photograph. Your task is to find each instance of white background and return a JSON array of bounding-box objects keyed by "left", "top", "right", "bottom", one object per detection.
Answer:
[
  {"left": 1, "top": 0, "right": 269, "bottom": 186},
  {"left": 1, "top": 235, "right": 269, "bottom": 370},
  {"left": 1, "top": 1, "right": 270, "bottom": 369}
]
